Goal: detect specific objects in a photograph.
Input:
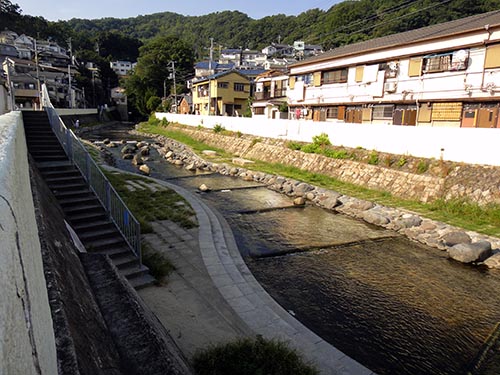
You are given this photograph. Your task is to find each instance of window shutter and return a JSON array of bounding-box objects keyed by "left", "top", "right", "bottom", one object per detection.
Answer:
[
  {"left": 362, "top": 107, "right": 372, "bottom": 121},
  {"left": 418, "top": 104, "right": 432, "bottom": 122},
  {"left": 355, "top": 66, "right": 364, "bottom": 82},
  {"left": 485, "top": 44, "right": 500, "bottom": 69},
  {"left": 289, "top": 76, "right": 296, "bottom": 89},
  {"left": 338, "top": 106, "right": 346, "bottom": 120},
  {"left": 313, "top": 71, "right": 322, "bottom": 86},
  {"left": 408, "top": 58, "right": 422, "bottom": 77}
]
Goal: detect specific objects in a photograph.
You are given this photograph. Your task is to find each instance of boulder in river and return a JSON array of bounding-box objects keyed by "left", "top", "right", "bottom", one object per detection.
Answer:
[
  {"left": 139, "top": 164, "right": 150, "bottom": 175},
  {"left": 448, "top": 241, "right": 492, "bottom": 263},
  {"left": 199, "top": 184, "right": 209, "bottom": 192}
]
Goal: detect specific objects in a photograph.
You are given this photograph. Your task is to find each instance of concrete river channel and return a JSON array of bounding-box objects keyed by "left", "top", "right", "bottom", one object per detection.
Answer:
[{"left": 84, "top": 125, "right": 500, "bottom": 375}]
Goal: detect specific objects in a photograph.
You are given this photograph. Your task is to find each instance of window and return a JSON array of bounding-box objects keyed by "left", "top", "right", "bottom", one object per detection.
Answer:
[
  {"left": 372, "top": 105, "right": 394, "bottom": 120},
  {"left": 254, "top": 107, "right": 265, "bottom": 115},
  {"left": 355, "top": 66, "right": 364, "bottom": 82},
  {"left": 422, "top": 50, "right": 469, "bottom": 73},
  {"left": 234, "top": 83, "right": 245, "bottom": 91},
  {"left": 485, "top": 44, "right": 500, "bottom": 69},
  {"left": 326, "top": 107, "right": 338, "bottom": 119},
  {"left": 431, "top": 102, "right": 462, "bottom": 121},
  {"left": 296, "top": 74, "right": 313, "bottom": 85},
  {"left": 322, "top": 68, "right": 348, "bottom": 84},
  {"left": 218, "top": 82, "right": 229, "bottom": 89}
]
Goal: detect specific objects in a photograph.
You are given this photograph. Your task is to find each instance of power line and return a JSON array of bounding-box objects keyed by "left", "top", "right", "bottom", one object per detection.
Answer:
[{"left": 305, "top": 0, "right": 453, "bottom": 46}]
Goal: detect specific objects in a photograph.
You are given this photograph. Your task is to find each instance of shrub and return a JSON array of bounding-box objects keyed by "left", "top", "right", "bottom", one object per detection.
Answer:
[
  {"left": 213, "top": 124, "right": 225, "bottom": 133},
  {"left": 301, "top": 143, "right": 321, "bottom": 154},
  {"left": 192, "top": 336, "right": 318, "bottom": 375},
  {"left": 416, "top": 160, "right": 429, "bottom": 174},
  {"left": 312, "top": 133, "right": 331, "bottom": 148},
  {"left": 236, "top": 131, "right": 243, "bottom": 138},
  {"left": 250, "top": 137, "right": 262, "bottom": 147},
  {"left": 324, "top": 148, "right": 349, "bottom": 159},
  {"left": 141, "top": 244, "right": 175, "bottom": 283},
  {"left": 160, "top": 118, "right": 170, "bottom": 127},
  {"left": 397, "top": 156, "right": 408, "bottom": 167},
  {"left": 287, "top": 141, "right": 302, "bottom": 150},
  {"left": 368, "top": 151, "right": 379, "bottom": 165}
]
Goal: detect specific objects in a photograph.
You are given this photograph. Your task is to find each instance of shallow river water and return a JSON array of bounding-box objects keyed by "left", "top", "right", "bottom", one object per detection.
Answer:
[{"left": 86, "top": 125, "right": 500, "bottom": 375}]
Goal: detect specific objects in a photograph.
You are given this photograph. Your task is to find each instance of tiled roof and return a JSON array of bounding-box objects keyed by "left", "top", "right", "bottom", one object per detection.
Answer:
[
  {"left": 195, "top": 61, "right": 235, "bottom": 70},
  {"left": 292, "top": 10, "right": 500, "bottom": 67}
]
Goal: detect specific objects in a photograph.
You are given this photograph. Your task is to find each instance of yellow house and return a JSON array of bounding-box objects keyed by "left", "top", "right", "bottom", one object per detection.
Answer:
[{"left": 192, "top": 70, "right": 250, "bottom": 116}]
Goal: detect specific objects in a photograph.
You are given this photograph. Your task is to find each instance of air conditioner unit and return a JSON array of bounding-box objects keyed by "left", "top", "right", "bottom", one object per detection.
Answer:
[{"left": 384, "top": 82, "right": 397, "bottom": 93}]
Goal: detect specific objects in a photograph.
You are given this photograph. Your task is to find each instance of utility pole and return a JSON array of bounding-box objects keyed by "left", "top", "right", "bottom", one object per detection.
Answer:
[
  {"left": 170, "top": 60, "right": 177, "bottom": 114},
  {"left": 68, "top": 64, "right": 72, "bottom": 108},
  {"left": 34, "top": 38, "right": 41, "bottom": 108},
  {"left": 208, "top": 37, "right": 214, "bottom": 116}
]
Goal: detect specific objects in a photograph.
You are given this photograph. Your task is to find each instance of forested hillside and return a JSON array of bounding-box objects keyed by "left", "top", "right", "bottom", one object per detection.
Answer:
[{"left": 65, "top": 0, "right": 500, "bottom": 54}]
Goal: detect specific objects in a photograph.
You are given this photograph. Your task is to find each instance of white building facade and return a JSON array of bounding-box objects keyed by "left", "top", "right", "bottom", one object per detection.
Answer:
[{"left": 287, "top": 10, "right": 500, "bottom": 128}]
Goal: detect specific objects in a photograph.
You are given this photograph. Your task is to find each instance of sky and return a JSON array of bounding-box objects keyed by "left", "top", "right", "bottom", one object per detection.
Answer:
[{"left": 14, "top": 0, "right": 340, "bottom": 21}]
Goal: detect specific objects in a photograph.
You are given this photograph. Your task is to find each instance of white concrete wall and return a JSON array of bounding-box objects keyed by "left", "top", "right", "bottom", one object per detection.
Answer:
[
  {"left": 0, "top": 111, "right": 58, "bottom": 375},
  {"left": 157, "top": 112, "right": 500, "bottom": 166},
  {"left": 55, "top": 108, "right": 97, "bottom": 116},
  {"left": 0, "top": 85, "right": 9, "bottom": 115}
]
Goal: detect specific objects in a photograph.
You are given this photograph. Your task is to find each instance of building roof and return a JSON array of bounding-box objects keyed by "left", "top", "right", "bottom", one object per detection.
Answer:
[
  {"left": 195, "top": 61, "right": 235, "bottom": 70},
  {"left": 192, "top": 69, "right": 250, "bottom": 84},
  {"left": 291, "top": 9, "right": 500, "bottom": 68},
  {"left": 237, "top": 69, "right": 267, "bottom": 76}
]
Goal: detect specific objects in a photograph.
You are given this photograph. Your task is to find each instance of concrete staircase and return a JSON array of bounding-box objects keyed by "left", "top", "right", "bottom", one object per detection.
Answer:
[{"left": 23, "top": 111, "right": 155, "bottom": 289}]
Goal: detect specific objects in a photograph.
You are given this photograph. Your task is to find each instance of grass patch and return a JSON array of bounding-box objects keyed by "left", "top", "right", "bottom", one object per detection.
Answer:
[
  {"left": 142, "top": 243, "right": 175, "bottom": 283},
  {"left": 103, "top": 170, "right": 197, "bottom": 233},
  {"left": 137, "top": 124, "right": 500, "bottom": 237},
  {"left": 192, "top": 336, "right": 318, "bottom": 375}
]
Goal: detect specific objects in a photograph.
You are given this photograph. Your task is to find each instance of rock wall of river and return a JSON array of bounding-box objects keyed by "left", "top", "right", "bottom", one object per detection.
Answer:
[
  {"left": 160, "top": 126, "right": 500, "bottom": 206},
  {"left": 129, "top": 129, "right": 500, "bottom": 270}
]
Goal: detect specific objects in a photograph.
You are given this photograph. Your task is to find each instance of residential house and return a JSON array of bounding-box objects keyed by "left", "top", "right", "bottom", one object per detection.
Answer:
[
  {"left": 191, "top": 70, "right": 251, "bottom": 116},
  {"left": 219, "top": 49, "right": 267, "bottom": 68},
  {"left": 0, "top": 43, "right": 18, "bottom": 61},
  {"left": 287, "top": 10, "right": 500, "bottom": 128},
  {"left": 252, "top": 70, "right": 289, "bottom": 119},
  {"left": 178, "top": 94, "right": 193, "bottom": 114},
  {"left": 262, "top": 43, "right": 296, "bottom": 57},
  {"left": 13, "top": 34, "right": 35, "bottom": 60},
  {"left": 194, "top": 61, "right": 235, "bottom": 78},
  {"left": 111, "top": 86, "right": 128, "bottom": 120},
  {"left": 110, "top": 60, "right": 135, "bottom": 76},
  {"left": 263, "top": 57, "right": 295, "bottom": 71},
  {"left": 0, "top": 30, "right": 18, "bottom": 45},
  {"left": 293, "top": 41, "right": 323, "bottom": 59}
]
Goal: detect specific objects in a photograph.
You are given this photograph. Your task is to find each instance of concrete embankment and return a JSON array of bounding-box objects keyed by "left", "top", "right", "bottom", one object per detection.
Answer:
[{"left": 0, "top": 111, "right": 58, "bottom": 375}]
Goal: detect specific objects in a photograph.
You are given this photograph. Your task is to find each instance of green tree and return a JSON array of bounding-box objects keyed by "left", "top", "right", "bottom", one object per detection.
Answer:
[{"left": 125, "top": 35, "right": 194, "bottom": 116}]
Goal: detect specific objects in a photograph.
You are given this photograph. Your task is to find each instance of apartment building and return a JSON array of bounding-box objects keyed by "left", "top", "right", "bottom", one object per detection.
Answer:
[{"left": 287, "top": 10, "right": 500, "bottom": 128}]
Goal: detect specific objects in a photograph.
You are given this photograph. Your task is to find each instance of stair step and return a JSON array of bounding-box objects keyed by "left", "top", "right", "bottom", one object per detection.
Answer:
[
  {"left": 73, "top": 219, "right": 114, "bottom": 232},
  {"left": 84, "top": 236, "right": 127, "bottom": 251},
  {"left": 94, "top": 246, "right": 132, "bottom": 259},
  {"left": 63, "top": 203, "right": 104, "bottom": 215},
  {"left": 59, "top": 195, "right": 99, "bottom": 207},
  {"left": 49, "top": 182, "right": 88, "bottom": 191},
  {"left": 53, "top": 188, "right": 93, "bottom": 199},
  {"left": 78, "top": 227, "right": 119, "bottom": 241},
  {"left": 46, "top": 175, "right": 86, "bottom": 184},
  {"left": 112, "top": 254, "right": 140, "bottom": 269},
  {"left": 120, "top": 264, "right": 150, "bottom": 280},
  {"left": 36, "top": 160, "right": 73, "bottom": 169},
  {"left": 42, "top": 169, "right": 81, "bottom": 179},
  {"left": 34, "top": 155, "right": 68, "bottom": 161},
  {"left": 67, "top": 211, "right": 108, "bottom": 224},
  {"left": 129, "top": 273, "right": 156, "bottom": 290}
]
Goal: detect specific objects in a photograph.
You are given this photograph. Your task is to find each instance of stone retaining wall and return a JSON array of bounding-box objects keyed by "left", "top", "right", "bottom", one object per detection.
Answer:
[
  {"left": 160, "top": 126, "right": 500, "bottom": 205},
  {"left": 130, "top": 128, "right": 500, "bottom": 270}
]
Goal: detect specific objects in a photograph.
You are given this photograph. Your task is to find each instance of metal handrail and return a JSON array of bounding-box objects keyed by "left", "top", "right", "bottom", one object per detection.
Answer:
[{"left": 41, "top": 84, "right": 141, "bottom": 263}]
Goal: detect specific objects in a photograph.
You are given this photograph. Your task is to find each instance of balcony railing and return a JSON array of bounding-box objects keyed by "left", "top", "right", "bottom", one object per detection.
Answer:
[{"left": 254, "top": 88, "right": 286, "bottom": 100}]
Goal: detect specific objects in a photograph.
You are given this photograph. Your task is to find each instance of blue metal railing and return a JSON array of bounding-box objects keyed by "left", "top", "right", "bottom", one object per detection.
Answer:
[{"left": 41, "top": 84, "right": 141, "bottom": 263}]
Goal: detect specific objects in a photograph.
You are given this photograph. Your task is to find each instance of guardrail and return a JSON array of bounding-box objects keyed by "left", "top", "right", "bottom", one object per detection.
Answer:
[{"left": 41, "top": 84, "right": 141, "bottom": 262}]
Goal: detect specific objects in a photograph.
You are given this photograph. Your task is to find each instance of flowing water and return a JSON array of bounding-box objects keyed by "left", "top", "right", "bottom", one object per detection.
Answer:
[{"left": 85, "top": 124, "right": 500, "bottom": 375}]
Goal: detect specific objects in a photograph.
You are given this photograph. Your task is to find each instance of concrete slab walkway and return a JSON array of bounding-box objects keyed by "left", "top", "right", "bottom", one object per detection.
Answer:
[{"left": 131, "top": 172, "right": 375, "bottom": 374}]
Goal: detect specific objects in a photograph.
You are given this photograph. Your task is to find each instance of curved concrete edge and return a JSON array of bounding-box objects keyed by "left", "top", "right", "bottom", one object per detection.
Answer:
[
  {"left": 141, "top": 175, "right": 375, "bottom": 375},
  {"left": 0, "top": 111, "right": 58, "bottom": 375}
]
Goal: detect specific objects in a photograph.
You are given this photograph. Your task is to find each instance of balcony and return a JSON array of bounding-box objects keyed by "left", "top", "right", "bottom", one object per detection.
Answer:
[{"left": 254, "top": 89, "right": 286, "bottom": 101}]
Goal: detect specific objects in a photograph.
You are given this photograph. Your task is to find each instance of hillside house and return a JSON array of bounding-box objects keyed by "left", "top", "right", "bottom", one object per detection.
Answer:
[
  {"left": 287, "top": 10, "right": 500, "bottom": 127},
  {"left": 110, "top": 60, "right": 135, "bottom": 76},
  {"left": 252, "top": 70, "right": 288, "bottom": 119},
  {"left": 192, "top": 70, "right": 250, "bottom": 116}
]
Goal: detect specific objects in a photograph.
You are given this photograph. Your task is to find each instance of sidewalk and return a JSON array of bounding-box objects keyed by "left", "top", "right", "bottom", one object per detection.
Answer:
[{"left": 134, "top": 175, "right": 375, "bottom": 375}]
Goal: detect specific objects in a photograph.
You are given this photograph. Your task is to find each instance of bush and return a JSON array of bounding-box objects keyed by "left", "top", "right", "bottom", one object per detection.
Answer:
[
  {"left": 287, "top": 141, "right": 302, "bottom": 151},
  {"left": 192, "top": 336, "right": 318, "bottom": 375},
  {"left": 141, "top": 244, "right": 175, "bottom": 283},
  {"left": 416, "top": 160, "right": 429, "bottom": 174},
  {"left": 312, "top": 133, "right": 331, "bottom": 147},
  {"left": 301, "top": 143, "right": 321, "bottom": 154},
  {"left": 368, "top": 151, "right": 379, "bottom": 165},
  {"left": 397, "top": 156, "right": 408, "bottom": 167},
  {"left": 213, "top": 124, "right": 225, "bottom": 133},
  {"left": 323, "top": 148, "right": 349, "bottom": 159},
  {"left": 160, "top": 118, "right": 170, "bottom": 127}
]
